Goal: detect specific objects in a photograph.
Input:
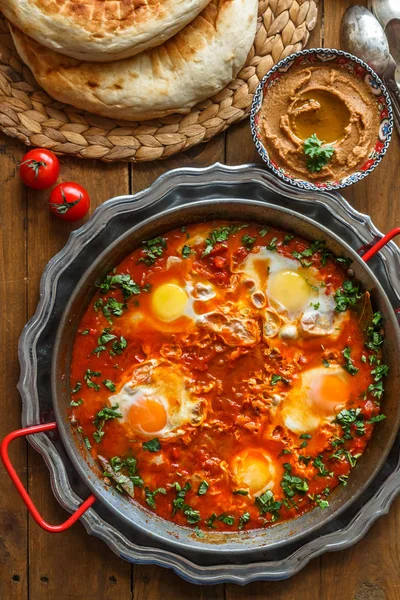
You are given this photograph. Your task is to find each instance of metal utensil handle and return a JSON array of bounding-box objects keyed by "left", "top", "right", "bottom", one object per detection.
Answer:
[
  {"left": 361, "top": 227, "right": 400, "bottom": 262},
  {"left": 0, "top": 422, "right": 96, "bottom": 532}
]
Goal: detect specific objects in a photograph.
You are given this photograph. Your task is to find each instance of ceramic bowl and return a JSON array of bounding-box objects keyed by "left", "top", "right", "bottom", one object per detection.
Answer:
[{"left": 250, "top": 48, "right": 393, "bottom": 191}]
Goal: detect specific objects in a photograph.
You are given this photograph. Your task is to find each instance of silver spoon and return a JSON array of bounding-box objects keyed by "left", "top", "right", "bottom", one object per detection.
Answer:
[
  {"left": 368, "top": 0, "right": 400, "bottom": 32},
  {"left": 341, "top": 5, "right": 400, "bottom": 136}
]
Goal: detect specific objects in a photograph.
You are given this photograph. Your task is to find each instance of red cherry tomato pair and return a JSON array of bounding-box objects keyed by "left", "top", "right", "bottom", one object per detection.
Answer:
[{"left": 19, "top": 148, "right": 90, "bottom": 222}]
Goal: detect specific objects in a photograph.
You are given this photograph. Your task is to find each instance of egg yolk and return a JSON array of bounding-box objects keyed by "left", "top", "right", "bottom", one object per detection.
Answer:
[
  {"left": 310, "top": 373, "right": 350, "bottom": 413},
  {"left": 267, "top": 270, "right": 311, "bottom": 313},
  {"left": 128, "top": 398, "right": 167, "bottom": 434},
  {"left": 232, "top": 449, "right": 274, "bottom": 495},
  {"left": 151, "top": 283, "right": 188, "bottom": 322}
]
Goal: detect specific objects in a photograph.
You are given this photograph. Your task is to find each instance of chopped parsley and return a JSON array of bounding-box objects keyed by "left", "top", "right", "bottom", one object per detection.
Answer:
[
  {"left": 281, "top": 463, "right": 309, "bottom": 497},
  {"left": 194, "top": 526, "right": 205, "bottom": 538},
  {"left": 334, "top": 280, "right": 363, "bottom": 313},
  {"left": 171, "top": 482, "right": 200, "bottom": 524},
  {"left": 142, "top": 438, "right": 161, "bottom": 452},
  {"left": 94, "top": 297, "right": 126, "bottom": 323},
  {"left": 233, "top": 489, "right": 249, "bottom": 496},
  {"left": 92, "top": 327, "right": 117, "bottom": 356},
  {"left": 304, "top": 133, "right": 335, "bottom": 173},
  {"left": 202, "top": 224, "right": 247, "bottom": 257},
  {"left": 342, "top": 346, "right": 359, "bottom": 376},
  {"left": 81, "top": 329, "right": 89, "bottom": 336},
  {"left": 181, "top": 226, "right": 190, "bottom": 239},
  {"left": 368, "top": 414, "right": 386, "bottom": 423},
  {"left": 110, "top": 336, "right": 127, "bottom": 356},
  {"left": 242, "top": 233, "right": 257, "bottom": 250},
  {"left": 338, "top": 474, "right": 349, "bottom": 486},
  {"left": 138, "top": 237, "right": 167, "bottom": 266},
  {"left": 322, "top": 358, "right": 330, "bottom": 368},
  {"left": 70, "top": 398, "right": 83, "bottom": 407},
  {"left": 255, "top": 490, "right": 281, "bottom": 521},
  {"left": 97, "top": 272, "right": 141, "bottom": 299},
  {"left": 292, "top": 250, "right": 312, "bottom": 268},
  {"left": 197, "top": 480, "right": 209, "bottom": 496},
  {"left": 182, "top": 245, "right": 194, "bottom": 259},
  {"left": 145, "top": 486, "right": 166, "bottom": 509},
  {"left": 271, "top": 374, "right": 290, "bottom": 386},
  {"left": 71, "top": 382, "right": 81, "bottom": 394},
  {"left": 84, "top": 437, "right": 92, "bottom": 451},
  {"left": 266, "top": 237, "right": 278, "bottom": 252},
  {"left": 283, "top": 234, "right": 295, "bottom": 245},
  {"left": 315, "top": 497, "right": 329, "bottom": 509},
  {"left": 313, "top": 455, "right": 331, "bottom": 477},
  {"left": 217, "top": 514, "right": 235, "bottom": 526},
  {"left": 109, "top": 456, "right": 144, "bottom": 489},
  {"left": 238, "top": 512, "right": 251, "bottom": 530},
  {"left": 84, "top": 369, "right": 101, "bottom": 391},
  {"left": 259, "top": 226, "right": 269, "bottom": 237},
  {"left": 93, "top": 404, "right": 122, "bottom": 443},
  {"left": 103, "top": 379, "right": 116, "bottom": 392}
]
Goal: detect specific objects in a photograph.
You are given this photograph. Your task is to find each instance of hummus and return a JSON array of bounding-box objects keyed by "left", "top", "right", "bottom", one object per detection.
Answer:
[{"left": 259, "top": 65, "right": 381, "bottom": 181}]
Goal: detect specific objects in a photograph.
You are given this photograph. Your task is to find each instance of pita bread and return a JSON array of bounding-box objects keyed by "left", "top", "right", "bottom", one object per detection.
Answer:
[
  {"left": 10, "top": 0, "right": 258, "bottom": 122},
  {"left": 0, "top": 0, "right": 211, "bottom": 61}
]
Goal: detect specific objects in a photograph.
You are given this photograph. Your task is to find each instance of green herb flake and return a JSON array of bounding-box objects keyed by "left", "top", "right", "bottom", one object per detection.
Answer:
[
  {"left": 103, "top": 379, "right": 116, "bottom": 392},
  {"left": 71, "top": 382, "right": 81, "bottom": 394},
  {"left": 322, "top": 359, "right": 330, "bottom": 368},
  {"left": 334, "top": 281, "right": 363, "bottom": 313},
  {"left": 342, "top": 346, "right": 359, "bottom": 376},
  {"left": 194, "top": 526, "right": 205, "bottom": 538},
  {"left": 304, "top": 133, "right": 335, "bottom": 173},
  {"left": 142, "top": 438, "right": 161, "bottom": 453},
  {"left": 266, "top": 237, "right": 278, "bottom": 252},
  {"left": 238, "top": 512, "right": 251, "bottom": 530},
  {"left": 93, "top": 404, "right": 122, "bottom": 443},
  {"left": 84, "top": 369, "right": 101, "bottom": 391},
  {"left": 182, "top": 245, "right": 194, "bottom": 259},
  {"left": 145, "top": 486, "right": 166, "bottom": 509},
  {"left": 81, "top": 329, "right": 89, "bottom": 336},
  {"left": 242, "top": 233, "right": 257, "bottom": 250},
  {"left": 70, "top": 398, "right": 83, "bottom": 407},
  {"left": 255, "top": 490, "right": 282, "bottom": 521},
  {"left": 138, "top": 237, "right": 167, "bottom": 266},
  {"left": 271, "top": 374, "right": 290, "bottom": 386},
  {"left": 197, "top": 480, "right": 209, "bottom": 496},
  {"left": 283, "top": 234, "right": 295, "bottom": 245},
  {"left": 233, "top": 489, "right": 249, "bottom": 496}
]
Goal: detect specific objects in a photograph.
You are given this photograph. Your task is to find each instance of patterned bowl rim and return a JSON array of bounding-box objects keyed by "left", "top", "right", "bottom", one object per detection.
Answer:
[{"left": 250, "top": 47, "right": 394, "bottom": 192}]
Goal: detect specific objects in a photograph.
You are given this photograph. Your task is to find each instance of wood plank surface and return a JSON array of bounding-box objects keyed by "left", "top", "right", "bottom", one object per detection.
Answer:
[{"left": 0, "top": 1, "right": 398, "bottom": 599}]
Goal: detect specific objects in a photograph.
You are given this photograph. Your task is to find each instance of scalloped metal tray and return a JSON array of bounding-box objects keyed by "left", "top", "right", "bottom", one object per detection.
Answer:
[{"left": 18, "top": 163, "right": 400, "bottom": 585}]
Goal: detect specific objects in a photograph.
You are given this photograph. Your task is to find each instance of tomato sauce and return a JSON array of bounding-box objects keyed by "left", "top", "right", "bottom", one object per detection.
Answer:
[{"left": 69, "top": 222, "right": 386, "bottom": 532}]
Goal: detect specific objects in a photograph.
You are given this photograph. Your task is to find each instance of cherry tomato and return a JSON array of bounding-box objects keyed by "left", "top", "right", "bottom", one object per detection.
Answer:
[
  {"left": 19, "top": 148, "right": 60, "bottom": 190},
  {"left": 49, "top": 182, "right": 90, "bottom": 222}
]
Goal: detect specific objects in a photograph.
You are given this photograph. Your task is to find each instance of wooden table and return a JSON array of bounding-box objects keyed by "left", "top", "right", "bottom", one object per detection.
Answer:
[{"left": 1, "top": 1, "right": 399, "bottom": 598}]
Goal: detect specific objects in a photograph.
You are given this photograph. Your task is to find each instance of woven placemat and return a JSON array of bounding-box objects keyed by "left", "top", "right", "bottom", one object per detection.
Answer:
[{"left": 0, "top": 0, "right": 318, "bottom": 162}]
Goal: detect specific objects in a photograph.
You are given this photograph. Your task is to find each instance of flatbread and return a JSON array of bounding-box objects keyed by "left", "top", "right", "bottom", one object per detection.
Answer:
[
  {"left": 0, "top": 0, "right": 211, "bottom": 61},
  {"left": 10, "top": 0, "right": 258, "bottom": 122}
]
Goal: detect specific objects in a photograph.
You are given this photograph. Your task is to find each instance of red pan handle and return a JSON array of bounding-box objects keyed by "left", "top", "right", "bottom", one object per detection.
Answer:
[
  {"left": 0, "top": 422, "right": 96, "bottom": 533},
  {"left": 361, "top": 227, "right": 400, "bottom": 262}
]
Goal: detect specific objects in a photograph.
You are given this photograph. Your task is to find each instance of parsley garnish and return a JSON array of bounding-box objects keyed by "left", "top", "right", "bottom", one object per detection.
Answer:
[
  {"left": 94, "top": 297, "right": 126, "bottom": 323},
  {"left": 142, "top": 438, "right": 161, "bottom": 452},
  {"left": 322, "top": 358, "right": 330, "bottom": 368},
  {"left": 145, "top": 486, "right": 166, "bottom": 509},
  {"left": 97, "top": 273, "right": 141, "bottom": 299},
  {"left": 103, "top": 379, "right": 116, "bottom": 392},
  {"left": 281, "top": 463, "right": 309, "bottom": 497},
  {"left": 233, "top": 489, "right": 249, "bottom": 496},
  {"left": 181, "top": 226, "right": 190, "bottom": 239},
  {"left": 92, "top": 327, "right": 117, "bottom": 356},
  {"left": 304, "top": 133, "right": 335, "bottom": 173},
  {"left": 84, "top": 369, "right": 101, "bottom": 391},
  {"left": 70, "top": 398, "right": 83, "bottom": 407},
  {"left": 259, "top": 226, "right": 269, "bottom": 237},
  {"left": 292, "top": 250, "right": 312, "bottom": 268},
  {"left": 334, "top": 281, "right": 362, "bottom": 312},
  {"left": 242, "top": 234, "right": 257, "bottom": 250},
  {"left": 71, "top": 382, "right": 81, "bottom": 394},
  {"left": 84, "top": 437, "right": 92, "bottom": 451},
  {"left": 110, "top": 336, "right": 127, "bottom": 356},
  {"left": 182, "top": 245, "right": 194, "bottom": 259},
  {"left": 202, "top": 224, "right": 247, "bottom": 258},
  {"left": 81, "top": 329, "right": 89, "bottom": 335},
  {"left": 93, "top": 404, "right": 122, "bottom": 443},
  {"left": 283, "top": 234, "right": 295, "bottom": 245},
  {"left": 255, "top": 490, "right": 282, "bottom": 521},
  {"left": 266, "top": 237, "right": 278, "bottom": 251},
  {"left": 271, "top": 374, "right": 290, "bottom": 386},
  {"left": 313, "top": 455, "right": 331, "bottom": 477},
  {"left": 138, "top": 237, "right": 167, "bottom": 266},
  {"left": 194, "top": 526, "right": 205, "bottom": 538},
  {"left": 197, "top": 481, "right": 209, "bottom": 496},
  {"left": 238, "top": 512, "right": 251, "bottom": 530},
  {"left": 315, "top": 497, "right": 329, "bottom": 509},
  {"left": 342, "top": 346, "right": 359, "bottom": 375}
]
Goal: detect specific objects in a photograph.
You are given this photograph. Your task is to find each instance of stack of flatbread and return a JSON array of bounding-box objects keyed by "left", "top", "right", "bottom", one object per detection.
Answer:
[{"left": 0, "top": 0, "right": 258, "bottom": 121}]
